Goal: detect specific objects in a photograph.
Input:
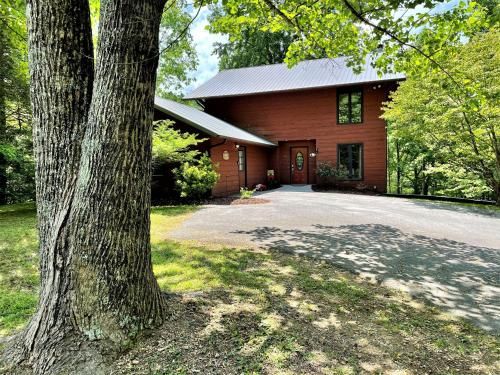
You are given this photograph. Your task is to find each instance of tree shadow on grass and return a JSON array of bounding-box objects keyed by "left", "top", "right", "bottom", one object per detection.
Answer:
[
  {"left": 151, "top": 205, "right": 200, "bottom": 217},
  {"left": 117, "top": 239, "right": 499, "bottom": 374},
  {"left": 233, "top": 224, "right": 500, "bottom": 333}
]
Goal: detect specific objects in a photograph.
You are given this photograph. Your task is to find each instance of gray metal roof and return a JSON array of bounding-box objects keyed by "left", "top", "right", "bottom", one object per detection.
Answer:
[
  {"left": 185, "top": 56, "right": 405, "bottom": 99},
  {"left": 154, "top": 97, "right": 275, "bottom": 147}
]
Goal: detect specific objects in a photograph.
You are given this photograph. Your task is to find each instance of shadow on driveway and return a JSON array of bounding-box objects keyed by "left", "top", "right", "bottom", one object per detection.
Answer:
[{"left": 234, "top": 223, "right": 500, "bottom": 332}]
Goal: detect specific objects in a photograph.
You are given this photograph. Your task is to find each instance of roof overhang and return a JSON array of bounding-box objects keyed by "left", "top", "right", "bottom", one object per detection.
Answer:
[
  {"left": 154, "top": 97, "right": 276, "bottom": 147},
  {"left": 184, "top": 56, "right": 405, "bottom": 100},
  {"left": 185, "top": 77, "right": 404, "bottom": 100}
]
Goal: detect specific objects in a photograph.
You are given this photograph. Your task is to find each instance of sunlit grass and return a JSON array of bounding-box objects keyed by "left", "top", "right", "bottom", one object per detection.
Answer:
[
  {"left": 0, "top": 203, "right": 38, "bottom": 335},
  {"left": 1, "top": 203, "right": 499, "bottom": 374}
]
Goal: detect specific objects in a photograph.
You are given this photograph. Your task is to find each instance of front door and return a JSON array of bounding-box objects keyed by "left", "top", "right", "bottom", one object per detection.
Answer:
[{"left": 290, "top": 147, "right": 308, "bottom": 184}]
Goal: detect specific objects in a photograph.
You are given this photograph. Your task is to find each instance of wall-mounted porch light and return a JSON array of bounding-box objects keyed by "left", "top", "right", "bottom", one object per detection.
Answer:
[{"left": 309, "top": 149, "right": 319, "bottom": 158}]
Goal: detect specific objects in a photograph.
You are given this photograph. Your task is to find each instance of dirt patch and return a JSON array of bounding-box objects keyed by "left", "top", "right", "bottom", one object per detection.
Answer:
[
  {"left": 230, "top": 198, "right": 270, "bottom": 205},
  {"left": 208, "top": 197, "right": 270, "bottom": 205},
  {"left": 3, "top": 251, "right": 498, "bottom": 375}
]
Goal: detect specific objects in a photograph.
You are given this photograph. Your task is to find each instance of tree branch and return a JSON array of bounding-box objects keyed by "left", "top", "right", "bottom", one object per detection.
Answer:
[
  {"left": 262, "top": 0, "right": 302, "bottom": 31},
  {"left": 341, "top": 0, "right": 461, "bottom": 88}
]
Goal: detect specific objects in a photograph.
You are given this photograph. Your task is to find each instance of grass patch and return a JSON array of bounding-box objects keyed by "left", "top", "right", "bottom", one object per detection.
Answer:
[
  {"left": 0, "top": 203, "right": 38, "bottom": 335},
  {"left": 1, "top": 203, "right": 499, "bottom": 374}
]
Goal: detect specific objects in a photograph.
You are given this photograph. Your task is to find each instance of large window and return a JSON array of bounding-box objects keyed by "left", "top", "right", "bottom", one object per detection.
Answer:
[
  {"left": 338, "top": 144, "right": 363, "bottom": 180},
  {"left": 337, "top": 88, "right": 363, "bottom": 124}
]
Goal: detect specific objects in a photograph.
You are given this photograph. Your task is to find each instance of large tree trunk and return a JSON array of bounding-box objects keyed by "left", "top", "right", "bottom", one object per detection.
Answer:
[
  {"left": 9, "top": 1, "right": 95, "bottom": 372},
  {"left": 5, "top": 0, "right": 167, "bottom": 373},
  {"left": 0, "top": 93, "right": 7, "bottom": 205},
  {"left": 69, "top": 0, "right": 166, "bottom": 342}
]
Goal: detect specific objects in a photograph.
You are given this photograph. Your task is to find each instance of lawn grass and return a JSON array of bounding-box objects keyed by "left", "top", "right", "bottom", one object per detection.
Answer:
[
  {"left": 0, "top": 203, "right": 38, "bottom": 335},
  {"left": 1, "top": 204, "right": 499, "bottom": 374}
]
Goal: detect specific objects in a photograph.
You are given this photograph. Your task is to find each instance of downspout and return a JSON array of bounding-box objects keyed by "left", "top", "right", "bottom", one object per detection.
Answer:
[{"left": 207, "top": 138, "right": 227, "bottom": 157}]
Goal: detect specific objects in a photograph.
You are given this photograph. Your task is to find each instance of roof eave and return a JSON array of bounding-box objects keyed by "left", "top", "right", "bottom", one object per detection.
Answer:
[
  {"left": 225, "top": 137, "right": 277, "bottom": 147},
  {"left": 154, "top": 104, "right": 276, "bottom": 147},
  {"left": 184, "top": 77, "right": 405, "bottom": 100},
  {"left": 154, "top": 104, "right": 218, "bottom": 137}
]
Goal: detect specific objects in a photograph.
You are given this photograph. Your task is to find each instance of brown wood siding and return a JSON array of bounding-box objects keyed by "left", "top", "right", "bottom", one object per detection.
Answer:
[
  {"left": 210, "top": 139, "right": 240, "bottom": 196},
  {"left": 210, "top": 139, "right": 270, "bottom": 196},
  {"left": 246, "top": 144, "right": 271, "bottom": 188},
  {"left": 205, "top": 83, "right": 393, "bottom": 191},
  {"left": 153, "top": 110, "right": 272, "bottom": 197}
]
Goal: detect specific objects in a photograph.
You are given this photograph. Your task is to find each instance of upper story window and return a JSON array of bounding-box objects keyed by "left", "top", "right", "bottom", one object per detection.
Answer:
[{"left": 337, "top": 87, "right": 363, "bottom": 124}]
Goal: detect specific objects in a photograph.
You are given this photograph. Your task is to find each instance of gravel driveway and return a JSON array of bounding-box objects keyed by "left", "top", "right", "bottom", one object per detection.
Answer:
[{"left": 169, "top": 185, "right": 500, "bottom": 332}]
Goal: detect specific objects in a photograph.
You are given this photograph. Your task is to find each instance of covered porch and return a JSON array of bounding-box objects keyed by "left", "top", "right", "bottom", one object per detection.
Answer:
[{"left": 154, "top": 97, "right": 276, "bottom": 197}]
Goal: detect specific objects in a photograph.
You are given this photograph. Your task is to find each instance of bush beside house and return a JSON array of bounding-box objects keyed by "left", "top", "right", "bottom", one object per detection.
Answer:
[{"left": 174, "top": 155, "right": 220, "bottom": 200}]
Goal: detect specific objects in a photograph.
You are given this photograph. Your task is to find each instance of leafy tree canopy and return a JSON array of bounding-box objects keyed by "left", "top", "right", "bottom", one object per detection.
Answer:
[
  {"left": 383, "top": 27, "right": 500, "bottom": 202},
  {"left": 156, "top": 1, "right": 199, "bottom": 100},
  {"left": 209, "top": 0, "right": 489, "bottom": 78},
  {"left": 209, "top": 3, "right": 295, "bottom": 69},
  {"left": 89, "top": 0, "right": 198, "bottom": 100},
  {"left": 0, "top": 0, "right": 33, "bottom": 204}
]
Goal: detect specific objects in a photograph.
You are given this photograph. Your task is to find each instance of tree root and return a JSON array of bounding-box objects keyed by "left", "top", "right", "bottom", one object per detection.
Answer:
[{"left": 1, "top": 331, "right": 114, "bottom": 375}]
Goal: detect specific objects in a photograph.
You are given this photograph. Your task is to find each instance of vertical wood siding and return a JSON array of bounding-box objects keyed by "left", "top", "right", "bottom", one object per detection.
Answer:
[
  {"left": 205, "top": 83, "right": 395, "bottom": 191},
  {"left": 246, "top": 144, "right": 271, "bottom": 188},
  {"left": 210, "top": 139, "right": 271, "bottom": 196},
  {"left": 210, "top": 140, "right": 240, "bottom": 196}
]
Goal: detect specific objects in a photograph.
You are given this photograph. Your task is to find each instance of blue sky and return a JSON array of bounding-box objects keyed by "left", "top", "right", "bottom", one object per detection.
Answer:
[{"left": 186, "top": 6, "right": 226, "bottom": 93}]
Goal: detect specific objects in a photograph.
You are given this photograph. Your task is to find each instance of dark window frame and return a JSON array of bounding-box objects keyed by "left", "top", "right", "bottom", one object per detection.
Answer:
[
  {"left": 336, "top": 87, "right": 363, "bottom": 125},
  {"left": 337, "top": 143, "right": 364, "bottom": 180},
  {"left": 238, "top": 146, "right": 247, "bottom": 188},
  {"left": 238, "top": 147, "right": 246, "bottom": 172}
]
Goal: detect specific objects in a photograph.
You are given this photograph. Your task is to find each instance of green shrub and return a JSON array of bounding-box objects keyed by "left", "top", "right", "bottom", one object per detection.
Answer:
[
  {"left": 174, "top": 154, "right": 219, "bottom": 199},
  {"left": 239, "top": 187, "right": 255, "bottom": 199},
  {"left": 316, "top": 162, "right": 346, "bottom": 178},
  {"left": 316, "top": 162, "right": 348, "bottom": 186}
]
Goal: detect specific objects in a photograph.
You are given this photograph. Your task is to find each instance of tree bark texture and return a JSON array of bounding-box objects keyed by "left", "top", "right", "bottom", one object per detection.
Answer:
[
  {"left": 0, "top": 29, "right": 9, "bottom": 205},
  {"left": 69, "top": 0, "right": 166, "bottom": 343},
  {"left": 11, "top": 1, "right": 94, "bottom": 372},
  {"left": 6, "top": 0, "right": 167, "bottom": 373},
  {"left": 0, "top": 92, "right": 7, "bottom": 205}
]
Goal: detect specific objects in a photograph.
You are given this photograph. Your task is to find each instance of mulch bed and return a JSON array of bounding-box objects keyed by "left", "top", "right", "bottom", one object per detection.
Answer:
[
  {"left": 208, "top": 197, "right": 270, "bottom": 205},
  {"left": 312, "top": 185, "right": 380, "bottom": 195}
]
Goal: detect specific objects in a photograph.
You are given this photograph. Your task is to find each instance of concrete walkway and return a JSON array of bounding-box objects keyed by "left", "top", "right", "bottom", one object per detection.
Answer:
[{"left": 169, "top": 186, "right": 500, "bottom": 332}]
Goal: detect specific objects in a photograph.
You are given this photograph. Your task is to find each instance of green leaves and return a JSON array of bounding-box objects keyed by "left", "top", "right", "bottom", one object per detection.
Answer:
[
  {"left": 208, "top": 3, "right": 295, "bottom": 69},
  {"left": 152, "top": 120, "right": 206, "bottom": 165},
  {"left": 383, "top": 28, "right": 500, "bottom": 201},
  {"left": 209, "top": 0, "right": 491, "bottom": 79},
  {"left": 174, "top": 154, "right": 220, "bottom": 199},
  {"left": 156, "top": 1, "right": 198, "bottom": 98}
]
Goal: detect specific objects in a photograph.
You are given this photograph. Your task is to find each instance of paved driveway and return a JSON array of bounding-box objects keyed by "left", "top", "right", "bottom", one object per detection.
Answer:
[{"left": 169, "top": 185, "right": 500, "bottom": 332}]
